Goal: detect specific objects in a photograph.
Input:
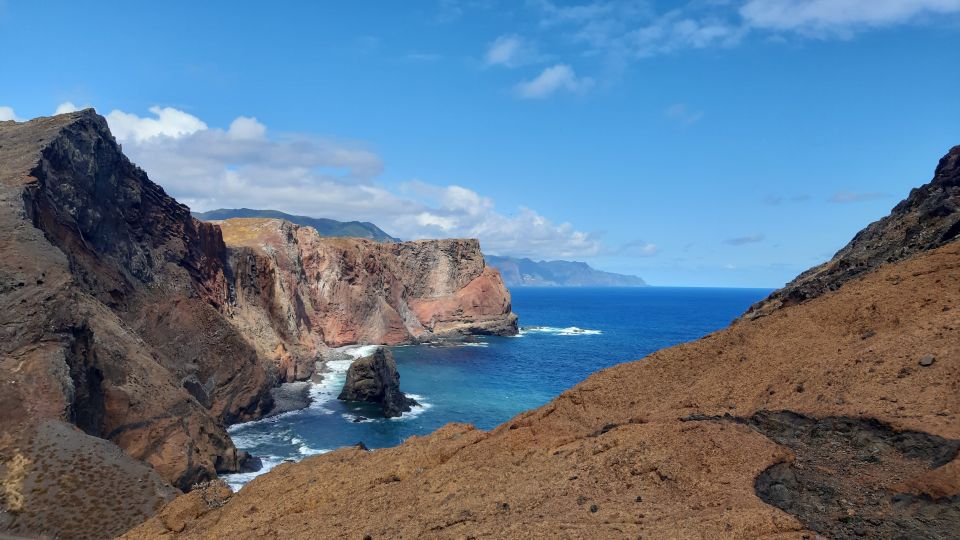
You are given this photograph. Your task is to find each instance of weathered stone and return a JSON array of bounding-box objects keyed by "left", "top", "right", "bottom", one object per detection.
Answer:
[{"left": 338, "top": 347, "right": 417, "bottom": 418}]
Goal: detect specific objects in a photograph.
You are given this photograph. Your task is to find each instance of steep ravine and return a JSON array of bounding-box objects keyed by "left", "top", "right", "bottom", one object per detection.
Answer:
[{"left": 126, "top": 146, "right": 959, "bottom": 539}]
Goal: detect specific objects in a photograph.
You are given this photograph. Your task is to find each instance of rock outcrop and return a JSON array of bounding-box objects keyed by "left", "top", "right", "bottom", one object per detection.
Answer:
[
  {"left": 219, "top": 217, "right": 517, "bottom": 359},
  {"left": 744, "top": 144, "right": 960, "bottom": 319},
  {"left": 0, "top": 110, "right": 519, "bottom": 539},
  {"left": 0, "top": 110, "right": 278, "bottom": 538},
  {"left": 126, "top": 148, "right": 959, "bottom": 539},
  {"left": 338, "top": 347, "right": 417, "bottom": 418}
]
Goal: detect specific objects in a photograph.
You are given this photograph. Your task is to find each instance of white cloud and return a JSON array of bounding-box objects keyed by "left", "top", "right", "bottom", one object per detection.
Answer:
[
  {"left": 829, "top": 190, "right": 888, "bottom": 203},
  {"left": 106, "top": 106, "right": 600, "bottom": 259},
  {"left": 0, "top": 106, "right": 20, "bottom": 121},
  {"left": 724, "top": 234, "right": 766, "bottom": 246},
  {"left": 227, "top": 116, "right": 267, "bottom": 140},
  {"left": 485, "top": 34, "right": 544, "bottom": 67},
  {"left": 741, "top": 0, "right": 960, "bottom": 36},
  {"left": 664, "top": 103, "right": 703, "bottom": 125},
  {"left": 515, "top": 64, "right": 594, "bottom": 99},
  {"left": 54, "top": 102, "right": 80, "bottom": 114},
  {"left": 618, "top": 240, "right": 660, "bottom": 257},
  {"left": 105, "top": 106, "right": 208, "bottom": 143}
]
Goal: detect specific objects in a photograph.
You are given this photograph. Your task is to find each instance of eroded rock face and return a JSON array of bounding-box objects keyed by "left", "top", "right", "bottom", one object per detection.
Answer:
[
  {"left": 338, "top": 347, "right": 417, "bottom": 418},
  {"left": 0, "top": 110, "right": 277, "bottom": 537},
  {"left": 744, "top": 144, "right": 960, "bottom": 319},
  {"left": 219, "top": 218, "right": 517, "bottom": 362}
]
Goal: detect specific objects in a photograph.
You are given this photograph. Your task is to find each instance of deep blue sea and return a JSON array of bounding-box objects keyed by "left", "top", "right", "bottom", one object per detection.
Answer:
[{"left": 223, "top": 287, "right": 770, "bottom": 489}]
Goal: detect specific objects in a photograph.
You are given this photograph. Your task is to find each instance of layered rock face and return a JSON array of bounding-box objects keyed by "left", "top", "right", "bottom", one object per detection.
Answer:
[
  {"left": 219, "top": 218, "right": 517, "bottom": 367},
  {"left": 745, "top": 144, "right": 960, "bottom": 319},
  {"left": 0, "top": 111, "right": 277, "bottom": 538},
  {"left": 127, "top": 148, "right": 959, "bottom": 539},
  {"left": 338, "top": 347, "right": 418, "bottom": 418}
]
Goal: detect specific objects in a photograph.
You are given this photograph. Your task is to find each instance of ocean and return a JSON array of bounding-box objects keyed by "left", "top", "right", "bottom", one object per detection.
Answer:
[{"left": 223, "top": 286, "right": 772, "bottom": 489}]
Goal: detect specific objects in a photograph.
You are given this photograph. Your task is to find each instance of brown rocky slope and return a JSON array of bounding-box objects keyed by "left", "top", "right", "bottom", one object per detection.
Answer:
[
  {"left": 0, "top": 110, "right": 517, "bottom": 539},
  {"left": 127, "top": 149, "right": 960, "bottom": 539}
]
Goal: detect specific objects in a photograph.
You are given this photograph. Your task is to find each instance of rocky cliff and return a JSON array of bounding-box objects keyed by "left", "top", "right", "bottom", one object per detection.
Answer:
[
  {"left": 0, "top": 110, "right": 516, "bottom": 539},
  {"left": 0, "top": 110, "right": 278, "bottom": 538},
  {"left": 744, "top": 144, "right": 960, "bottom": 319},
  {"left": 126, "top": 147, "right": 959, "bottom": 539},
  {"left": 219, "top": 217, "right": 517, "bottom": 363}
]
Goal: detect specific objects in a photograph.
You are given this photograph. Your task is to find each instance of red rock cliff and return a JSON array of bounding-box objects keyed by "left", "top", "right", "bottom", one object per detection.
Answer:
[{"left": 219, "top": 218, "right": 517, "bottom": 380}]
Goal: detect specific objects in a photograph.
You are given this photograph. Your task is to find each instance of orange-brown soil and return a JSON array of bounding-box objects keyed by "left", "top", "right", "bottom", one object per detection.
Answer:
[{"left": 125, "top": 238, "right": 960, "bottom": 539}]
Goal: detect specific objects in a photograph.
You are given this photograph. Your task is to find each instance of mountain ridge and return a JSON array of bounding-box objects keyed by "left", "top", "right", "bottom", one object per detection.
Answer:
[
  {"left": 485, "top": 255, "right": 647, "bottom": 287},
  {"left": 193, "top": 208, "right": 400, "bottom": 242}
]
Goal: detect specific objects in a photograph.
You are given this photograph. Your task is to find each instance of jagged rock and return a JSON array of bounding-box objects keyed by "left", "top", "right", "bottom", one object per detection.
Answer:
[
  {"left": 0, "top": 110, "right": 276, "bottom": 537},
  {"left": 338, "top": 348, "right": 417, "bottom": 418},
  {"left": 744, "top": 145, "right": 960, "bottom": 319}
]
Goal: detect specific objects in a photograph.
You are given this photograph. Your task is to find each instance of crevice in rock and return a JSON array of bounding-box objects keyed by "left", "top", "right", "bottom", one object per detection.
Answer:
[{"left": 65, "top": 324, "right": 106, "bottom": 437}]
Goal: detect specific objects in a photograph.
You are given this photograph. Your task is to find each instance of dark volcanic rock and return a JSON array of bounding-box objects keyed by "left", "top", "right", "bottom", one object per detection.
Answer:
[
  {"left": 744, "top": 144, "right": 960, "bottom": 319},
  {"left": 338, "top": 347, "right": 417, "bottom": 417},
  {"left": 0, "top": 110, "right": 276, "bottom": 538}
]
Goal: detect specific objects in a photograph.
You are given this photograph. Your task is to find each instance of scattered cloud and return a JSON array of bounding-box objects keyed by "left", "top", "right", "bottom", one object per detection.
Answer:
[
  {"left": 763, "top": 193, "right": 811, "bottom": 205},
  {"left": 105, "top": 106, "right": 601, "bottom": 259},
  {"left": 618, "top": 239, "right": 660, "bottom": 257},
  {"left": 54, "top": 102, "right": 81, "bottom": 114},
  {"left": 106, "top": 106, "right": 208, "bottom": 142},
  {"left": 515, "top": 64, "right": 594, "bottom": 99},
  {"left": 404, "top": 52, "right": 443, "bottom": 62},
  {"left": 485, "top": 34, "right": 544, "bottom": 67},
  {"left": 664, "top": 103, "right": 703, "bottom": 125},
  {"left": 0, "top": 105, "right": 20, "bottom": 121},
  {"left": 741, "top": 0, "right": 960, "bottom": 37},
  {"left": 723, "top": 234, "right": 765, "bottom": 246},
  {"left": 829, "top": 190, "right": 888, "bottom": 203}
]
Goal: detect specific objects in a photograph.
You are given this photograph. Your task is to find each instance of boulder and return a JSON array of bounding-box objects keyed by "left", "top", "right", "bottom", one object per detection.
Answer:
[{"left": 338, "top": 348, "right": 417, "bottom": 418}]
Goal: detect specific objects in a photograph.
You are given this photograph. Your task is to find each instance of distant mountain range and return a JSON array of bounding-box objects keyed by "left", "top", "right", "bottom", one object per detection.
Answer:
[
  {"left": 485, "top": 255, "right": 647, "bottom": 287},
  {"left": 192, "top": 208, "right": 400, "bottom": 242}
]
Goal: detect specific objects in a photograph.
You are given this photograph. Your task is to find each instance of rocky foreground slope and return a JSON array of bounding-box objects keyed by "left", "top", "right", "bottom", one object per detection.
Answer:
[
  {"left": 127, "top": 148, "right": 959, "bottom": 539},
  {"left": 0, "top": 110, "right": 516, "bottom": 539}
]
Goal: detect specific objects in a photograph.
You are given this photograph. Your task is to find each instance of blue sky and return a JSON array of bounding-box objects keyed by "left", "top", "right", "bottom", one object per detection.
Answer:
[{"left": 1, "top": 1, "right": 958, "bottom": 287}]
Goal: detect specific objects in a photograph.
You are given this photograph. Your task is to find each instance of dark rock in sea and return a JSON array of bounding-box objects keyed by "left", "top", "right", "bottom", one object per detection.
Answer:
[
  {"left": 267, "top": 381, "right": 313, "bottom": 416},
  {"left": 338, "top": 347, "right": 418, "bottom": 418},
  {"left": 744, "top": 144, "right": 960, "bottom": 319},
  {"left": 237, "top": 451, "right": 263, "bottom": 473}
]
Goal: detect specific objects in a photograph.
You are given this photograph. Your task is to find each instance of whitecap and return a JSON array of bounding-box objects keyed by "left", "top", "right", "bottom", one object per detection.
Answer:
[
  {"left": 521, "top": 326, "right": 602, "bottom": 336},
  {"left": 298, "top": 445, "right": 331, "bottom": 456},
  {"left": 221, "top": 455, "right": 284, "bottom": 492},
  {"left": 390, "top": 394, "right": 432, "bottom": 422}
]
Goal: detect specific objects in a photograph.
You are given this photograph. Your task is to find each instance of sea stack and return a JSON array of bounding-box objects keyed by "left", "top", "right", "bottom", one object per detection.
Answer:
[{"left": 338, "top": 347, "right": 418, "bottom": 418}]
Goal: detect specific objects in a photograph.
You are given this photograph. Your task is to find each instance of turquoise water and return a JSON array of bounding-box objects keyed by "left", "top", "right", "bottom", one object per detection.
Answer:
[{"left": 223, "top": 286, "right": 771, "bottom": 489}]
